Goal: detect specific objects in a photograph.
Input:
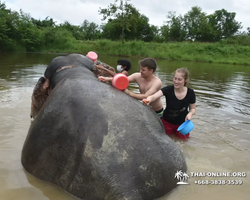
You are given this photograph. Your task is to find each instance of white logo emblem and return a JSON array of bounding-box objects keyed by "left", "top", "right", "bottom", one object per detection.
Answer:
[{"left": 174, "top": 170, "right": 189, "bottom": 185}]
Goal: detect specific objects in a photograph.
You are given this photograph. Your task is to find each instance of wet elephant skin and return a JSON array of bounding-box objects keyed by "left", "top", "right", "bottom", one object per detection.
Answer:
[{"left": 21, "top": 54, "right": 187, "bottom": 200}]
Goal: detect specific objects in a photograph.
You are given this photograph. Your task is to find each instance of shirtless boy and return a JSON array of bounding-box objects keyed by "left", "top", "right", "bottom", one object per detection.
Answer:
[
  {"left": 99, "top": 58, "right": 163, "bottom": 117},
  {"left": 124, "top": 58, "right": 163, "bottom": 117}
]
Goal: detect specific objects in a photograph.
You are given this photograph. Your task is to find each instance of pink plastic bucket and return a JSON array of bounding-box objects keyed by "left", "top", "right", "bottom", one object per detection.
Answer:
[
  {"left": 86, "top": 51, "right": 98, "bottom": 62},
  {"left": 112, "top": 73, "right": 129, "bottom": 90}
]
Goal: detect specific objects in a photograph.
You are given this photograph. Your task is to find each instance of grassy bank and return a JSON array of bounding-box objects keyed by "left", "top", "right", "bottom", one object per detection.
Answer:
[{"left": 43, "top": 40, "right": 250, "bottom": 66}]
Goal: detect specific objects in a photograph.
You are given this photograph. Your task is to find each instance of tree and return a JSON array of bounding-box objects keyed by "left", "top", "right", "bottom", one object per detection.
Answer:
[
  {"left": 101, "top": 20, "right": 121, "bottom": 40},
  {"left": 183, "top": 6, "right": 212, "bottom": 42},
  {"left": 80, "top": 20, "right": 100, "bottom": 40},
  {"left": 100, "top": 1, "right": 154, "bottom": 41},
  {"left": 31, "top": 16, "right": 56, "bottom": 28},
  {"left": 210, "top": 9, "right": 242, "bottom": 41},
  {"left": 0, "top": 2, "right": 11, "bottom": 50},
  {"left": 163, "top": 11, "right": 186, "bottom": 42},
  {"left": 99, "top": 0, "right": 131, "bottom": 40},
  {"left": 136, "top": 16, "right": 155, "bottom": 42},
  {"left": 150, "top": 25, "right": 162, "bottom": 42},
  {"left": 17, "top": 9, "right": 43, "bottom": 51},
  {"left": 0, "top": 1, "right": 20, "bottom": 50}
]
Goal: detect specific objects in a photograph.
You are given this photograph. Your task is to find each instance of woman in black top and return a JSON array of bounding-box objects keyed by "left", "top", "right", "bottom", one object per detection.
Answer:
[{"left": 143, "top": 68, "right": 196, "bottom": 139}]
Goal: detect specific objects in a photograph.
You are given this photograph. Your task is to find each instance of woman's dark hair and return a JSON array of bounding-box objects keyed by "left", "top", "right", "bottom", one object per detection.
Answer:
[{"left": 118, "top": 59, "right": 131, "bottom": 71}]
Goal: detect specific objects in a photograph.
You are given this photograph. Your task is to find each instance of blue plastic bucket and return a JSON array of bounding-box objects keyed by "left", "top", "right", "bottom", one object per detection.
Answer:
[{"left": 177, "top": 120, "right": 194, "bottom": 135}]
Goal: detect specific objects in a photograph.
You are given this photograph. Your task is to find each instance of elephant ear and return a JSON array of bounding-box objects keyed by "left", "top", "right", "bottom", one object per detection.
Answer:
[{"left": 30, "top": 77, "right": 49, "bottom": 119}]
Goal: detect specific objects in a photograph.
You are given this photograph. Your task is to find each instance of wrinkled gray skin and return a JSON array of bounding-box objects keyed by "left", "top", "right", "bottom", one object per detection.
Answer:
[{"left": 22, "top": 53, "right": 187, "bottom": 200}]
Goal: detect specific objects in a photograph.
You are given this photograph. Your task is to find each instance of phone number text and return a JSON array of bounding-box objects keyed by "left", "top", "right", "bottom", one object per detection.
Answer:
[{"left": 194, "top": 179, "right": 243, "bottom": 185}]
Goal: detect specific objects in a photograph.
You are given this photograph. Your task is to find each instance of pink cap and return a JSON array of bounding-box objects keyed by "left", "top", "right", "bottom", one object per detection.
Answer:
[{"left": 86, "top": 51, "right": 98, "bottom": 62}]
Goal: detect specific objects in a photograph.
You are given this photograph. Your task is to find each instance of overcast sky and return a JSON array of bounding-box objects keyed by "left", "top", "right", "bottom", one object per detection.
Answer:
[{"left": 4, "top": 0, "right": 250, "bottom": 31}]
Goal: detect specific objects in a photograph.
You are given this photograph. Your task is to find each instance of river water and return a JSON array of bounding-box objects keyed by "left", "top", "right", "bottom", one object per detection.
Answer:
[{"left": 0, "top": 52, "right": 249, "bottom": 200}]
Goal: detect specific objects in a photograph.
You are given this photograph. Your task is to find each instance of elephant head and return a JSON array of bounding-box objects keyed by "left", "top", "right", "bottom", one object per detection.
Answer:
[{"left": 30, "top": 53, "right": 115, "bottom": 119}]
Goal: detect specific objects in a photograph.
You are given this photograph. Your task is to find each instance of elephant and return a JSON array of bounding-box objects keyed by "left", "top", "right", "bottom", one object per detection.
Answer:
[
  {"left": 21, "top": 53, "right": 187, "bottom": 200},
  {"left": 30, "top": 55, "right": 115, "bottom": 119}
]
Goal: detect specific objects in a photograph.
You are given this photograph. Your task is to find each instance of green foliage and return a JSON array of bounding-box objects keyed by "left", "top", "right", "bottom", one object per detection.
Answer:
[
  {"left": 53, "top": 39, "right": 249, "bottom": 65},
  {"left": 16, "top": 10, "right": 43, "bottom": 51},
  {"left": 99, "top": 0, "right": 155, "bottom": 41},
  {"left": 183, "top": 7, "right": 210, "bottom": 41},
  {"left": 0, "top": 14, "right": 12, "bottom": 50},
  {"left": 31, "top": 16, "right": 55, "bottom": 28},
  {"left": 212, "top": 9, "right": 242, "bottom": 39},
  {"left": 226, "top": 32, "right": 250, "bottom": 46},
  {"left": 163, "top": 11, "right": 186, "bottom": 42},
  {"left": 19, "top": 25, "right": 43, "bottom": 51},
  {"left": 99, "top": 0, "right": 131, "bottom": 40},
  {"left": 0, "top": 2, "right": 15, "bottom": 50},
  {"left": 43, "top": 27, "right": 77, "bottom": 50},
  {"left": 161, "top": 6, "right": 243, "bottom": 43},
  {"left": 1, "top": 0, "right": 250, "bottom": 57},
  {"left": 80, "top": 20, "right": 101, "bottom": 40}
]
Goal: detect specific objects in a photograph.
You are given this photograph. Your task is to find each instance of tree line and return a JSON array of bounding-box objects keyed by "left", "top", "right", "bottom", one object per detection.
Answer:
[{"left": 0, "top": 0, "right": 250, "bottom": 52}]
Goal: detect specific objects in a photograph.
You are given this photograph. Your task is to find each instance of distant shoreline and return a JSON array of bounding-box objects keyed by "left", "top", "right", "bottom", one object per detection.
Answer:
[{"left": 6, "top": 40, "right": 250, "bottom": 66}]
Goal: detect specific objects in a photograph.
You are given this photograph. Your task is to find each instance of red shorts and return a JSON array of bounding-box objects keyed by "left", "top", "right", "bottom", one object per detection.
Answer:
[{"left": 161, "top": 118, "right": 190, "bottom": 140}]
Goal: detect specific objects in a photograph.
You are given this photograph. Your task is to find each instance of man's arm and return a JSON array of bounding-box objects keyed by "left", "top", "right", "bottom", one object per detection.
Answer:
[
  {"left": 144, "top": 90, "right": 163, "bottom": 105},
  {"left": 127, "top": 73, "right": 139, "bottom": 83},
  {"left": 96, "top": 65, "right": 116, "bottom": 76},
  {"left": 98, "top": 76, "right": 112, "bottom": 81},
  {"left": 125, "top": 79, "right": 162, "bottom": 100},
  {"left": 99, "top": 72, "right": 140, "bottom": 82}
]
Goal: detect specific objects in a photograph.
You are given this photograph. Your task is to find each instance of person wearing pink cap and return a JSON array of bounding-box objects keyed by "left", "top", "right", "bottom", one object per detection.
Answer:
[{"left": 86, "top": 51, "right": 98, "bottom": 63}]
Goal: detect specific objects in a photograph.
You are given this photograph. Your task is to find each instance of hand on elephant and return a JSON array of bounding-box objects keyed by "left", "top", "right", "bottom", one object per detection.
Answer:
[
  {"left": 95, "top": 64, "right": 105, "bottom": 70},
  {"left": 142, "top": 99, "right": 149, "bottom": 105},
  {"left": 98, "top": 76, "right": 112, "bottom": 82},
  {"left": 123, "top": 88, "right": 130, "bottom": 95}
]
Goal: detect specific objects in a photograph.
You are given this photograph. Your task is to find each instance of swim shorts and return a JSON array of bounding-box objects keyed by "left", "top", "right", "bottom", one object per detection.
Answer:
[
  {"left": 155, "top": 108, "right": 164, "bottom": 118},
  {"left": 161, "top": 118, "right": 190, "bottom": 140}
]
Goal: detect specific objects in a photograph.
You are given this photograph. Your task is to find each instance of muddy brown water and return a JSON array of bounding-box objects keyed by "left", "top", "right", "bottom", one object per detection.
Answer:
[{"left": 0, "top": 52, "right": 249, "bottom": 200}]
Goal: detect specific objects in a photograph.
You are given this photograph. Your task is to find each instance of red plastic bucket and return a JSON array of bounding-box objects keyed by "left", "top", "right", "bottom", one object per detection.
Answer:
[{"left": 112, "top": 73, "right": 129, "bottom": 90}]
